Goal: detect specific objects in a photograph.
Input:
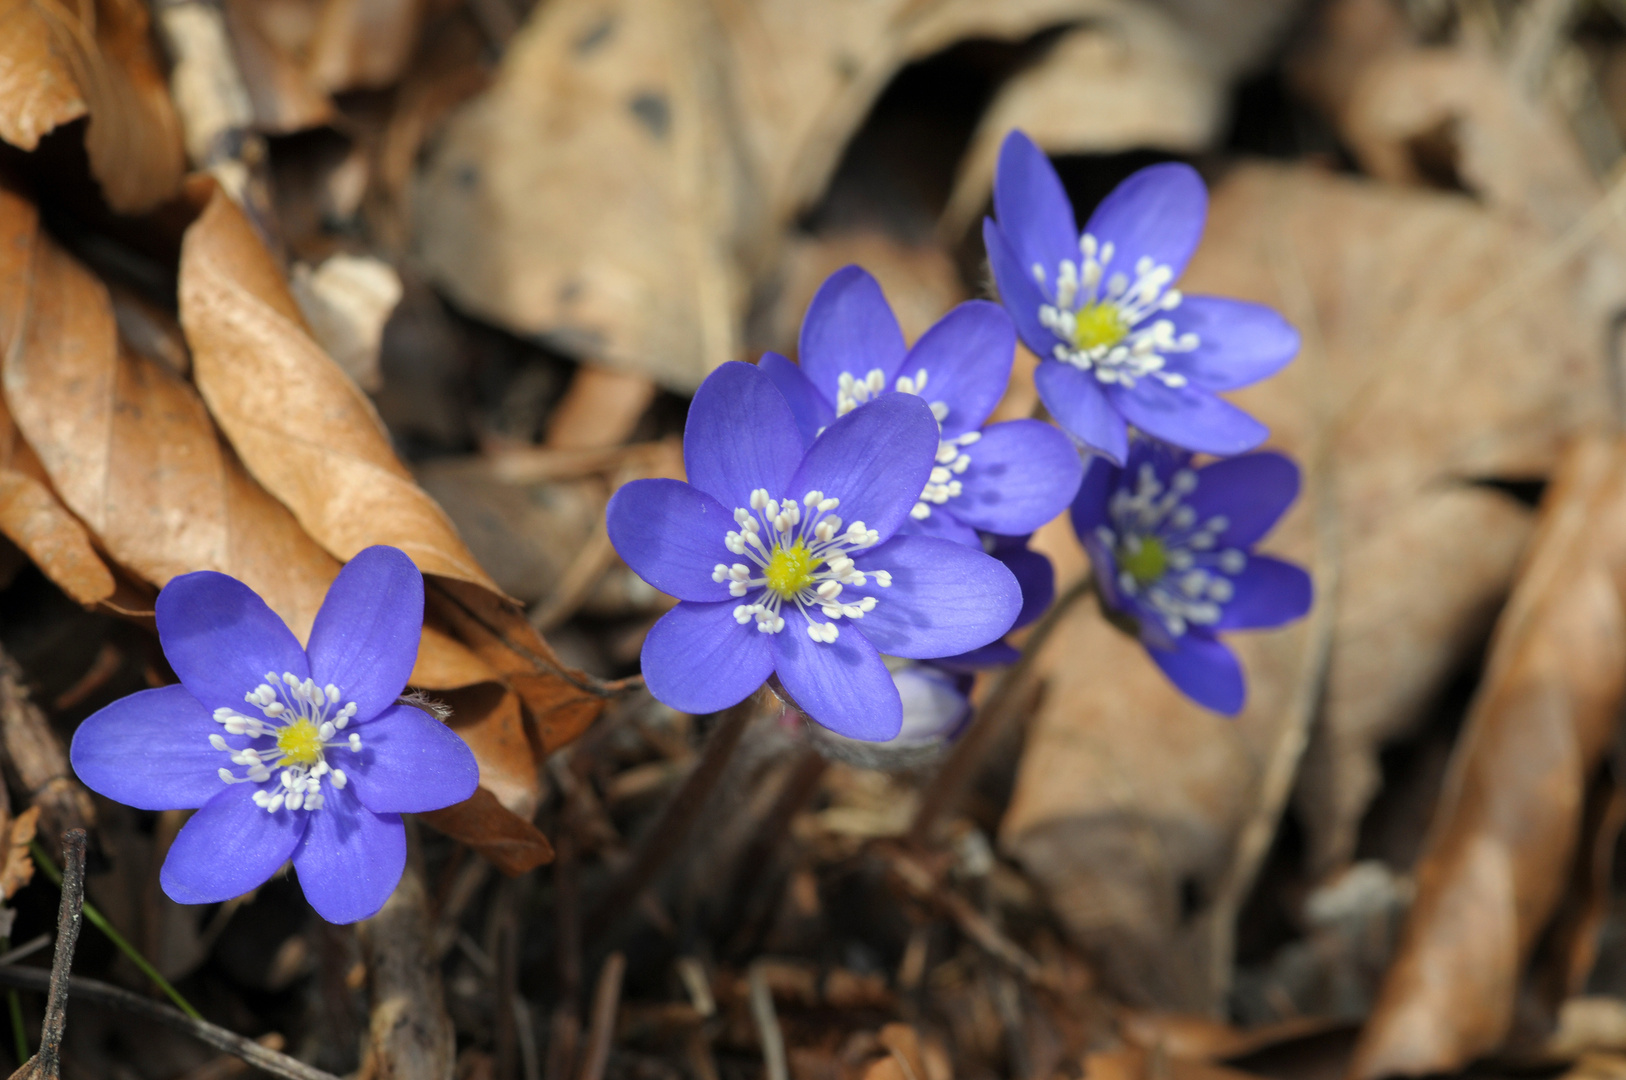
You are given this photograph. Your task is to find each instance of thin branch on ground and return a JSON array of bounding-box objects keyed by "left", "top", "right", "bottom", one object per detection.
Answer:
[{"left": 10, "top": 831, "right": 86, "bottom": 1080}]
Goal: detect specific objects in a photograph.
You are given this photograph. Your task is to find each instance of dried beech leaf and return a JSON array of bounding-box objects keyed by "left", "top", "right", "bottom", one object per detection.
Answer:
[
  {"left": 0, "top": 805, "right": 36, "bottom": 901},
  {"left": 1350, "top": 436, "right": 1626, "bottom": 1079},
  {"left": 416, "top": 0, "right": 1296, "bottom": 389},
  {"left": 0, "top": 0, "right": 185, "bottom": 212},
  {"left": 444, "top": 688, "right": 541, "bottom": 820},
  {"left": 221, "top": 0, "right": 335, "bottom": 134},
  {"left": 0, "top": 393, "right": 114, "bottom": 607},
  {"left": 0, "top": 178, "right": 339, "bottom": 636},
  {"left": 418, "top": 785, "right": 554, "bottom": 877},
  {"left": 180, "top": 185, "right": 502, "bottom": 594}
]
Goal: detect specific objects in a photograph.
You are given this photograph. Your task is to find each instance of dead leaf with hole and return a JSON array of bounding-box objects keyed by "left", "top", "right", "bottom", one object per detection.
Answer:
[
  {"left": 0, "top": 0, "right": 185, "bottom": 213},
  {"left": 1349, "top": 436, "right": 1626, "bottom": 1080},
  {"left": 414, "top": 0, "right": 1297, "bottom": 389},
  {"left": 1003, "top": 163, "right": 1611, "bottom": 1012}
]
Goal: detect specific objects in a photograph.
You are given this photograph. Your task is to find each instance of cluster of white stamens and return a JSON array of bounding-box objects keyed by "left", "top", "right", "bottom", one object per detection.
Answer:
[
  {"left": 212, "top": 672, "right": 361, "bottom": 813},
  {"left": 836, "top": 366, "right": 970, "bottom": 521},
  {"left": 711, "top": 488, "right": 892, "bottom": 644},
  {"left": 1096, "top": 463, "right": 1247, "bottom": 638},
  {"left": 1032, "top": 233, "right": 1197, "bottom": 389}
]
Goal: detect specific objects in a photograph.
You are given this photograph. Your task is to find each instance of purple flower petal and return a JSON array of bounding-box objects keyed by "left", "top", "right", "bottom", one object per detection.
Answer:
[
  {"left": 1034, "top": 362, "right": 1128, "bottom": 464},
  {"left": 897, "top": 506, "right": 981, "bottom": 545},
  {"left": 156, "top": 571, "right": 310, "bottom": 715},
  {"left": 892, "top": 665, "right": 972, "bottom": 745},
  {"left": 991, "top": 539, "right": 1054, "bottom": 630},
  {"left": 984, "top": 218, "right": 1058, "bottom": 357},
  {"left": 1068, "top": 454, "right": 1123, "bottom": 540},
  {"left": 798, "top": 266, "right": 907, "bottom": 395},
  {"left": 683, "top": 361, "right": 804, "bottom": 512},
  {"left": 846, "top": 536, "right": 1021, "bottom": 658},
  {"left": 71, "top": 686, "right": 231, "bottom": 811},
  {"left": 1109, "top": 381, "right": 1268, "bottom": 456},
  {"left": 306, "top": 546, "right": 422, "bottom": 723},
  {"left": 292, "top": 781, "right": 405, "bottom": 924},
  {"left": 1215, "top": 556, "right": 1312, "bottom": 630},
  {"left": 641, "top": 600, "right": 775, "bottom": 714},
  {"left": 607, "top": 479, "right": 734, "bottom": 602},
  {"left": 1166, "top": 296, "right": 1299, "bottom": 392},
  {"left": 160, "top": 783, "right": 306, "bottom": 905},
  {"left": 901, "top": 301, "right": 1015, "bottom": 438},
  {"left": 1083, "top": 162, "right": 1207, "bottom": 282},
  {"left": 951, "top": 419, "right": 1082, "bottom": 535},
  {"left": 1145, "top": 634, "right": 1245, "bottom": 715},
  {"left": 774, "top": 615, "right": 900, "bottom": 741},
  {"left": 758, "top": 352, "right": 832, "bottom": 449},
  {"left": 789, "top": 393, "right": 939, "bottom": 547},
  {"left": 1182, "top": 452, "right": 1300, "bottom": 549},
  {"left": 992, "top": 131, "right": 1079, "bottom": 295},
  {"left": 345, "top": 704, "right": 480, "bottom": 814}
]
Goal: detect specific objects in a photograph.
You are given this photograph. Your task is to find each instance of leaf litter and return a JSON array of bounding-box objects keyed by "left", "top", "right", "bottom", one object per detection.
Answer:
[{"left": 3, "top": 0, "right": 1626, "bottom": 1077}]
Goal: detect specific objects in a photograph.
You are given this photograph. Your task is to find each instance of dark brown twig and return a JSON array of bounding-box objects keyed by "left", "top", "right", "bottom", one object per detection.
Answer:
[
  {"left": 909, "top": 573, "right": 1093, "bottom": 845},
  {"left": 0, "top": 965, "right": 337, "bottom": 1080},
  {"left": 719, "top": 748, "right": 828, "bottom": 956},
  {"left": 575, "top": 953, "right": 625, "bottom": 1080},
  {"left": 584, "top": 693, "right": 762, "bottom": 939},
  {"left": 9, "top": 831, "right": 86, "bottom": 1080}
]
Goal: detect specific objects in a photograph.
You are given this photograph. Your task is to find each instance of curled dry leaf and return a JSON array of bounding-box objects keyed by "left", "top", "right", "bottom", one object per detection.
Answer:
[
  {"left": 418, "top": 785, "right": 554, "bottom": 876},
  {"left": 180, "top": 184, "right": 502, "bottom": 595},
  {"left": 0, "top": 176, "right": 339, "bottom": 638},
  {"left": 0, "top": 392, "right": 114, "bottom": 608},
  {"left": 1350, "top": 436, "right": 1626, "bottom": 1079},
  {"left": 0, "top": 0, "right": 185, "bottom": 213}
]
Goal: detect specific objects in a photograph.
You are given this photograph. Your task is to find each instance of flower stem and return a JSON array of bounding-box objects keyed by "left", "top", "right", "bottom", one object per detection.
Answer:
[
  {"left": 28, "top": 841, "right": 202, "bottom": 1022},
  {"left": 909, "top": 571, "right": 1095, "bottom": 845}
]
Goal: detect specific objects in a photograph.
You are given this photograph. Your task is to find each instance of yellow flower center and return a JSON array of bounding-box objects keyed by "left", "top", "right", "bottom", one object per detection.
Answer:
[
  {"left": 764, "top": 538, "right": 821, "bottom": 598},
  {"left": 1118, "top": 536, "right": 1168, "bottom": 587},
  {"left": 276, "top": 718, "right": 324, "bottom": 767},
  {"left": 1072, "top": 301, "right": 1131, "bottom": 351}
]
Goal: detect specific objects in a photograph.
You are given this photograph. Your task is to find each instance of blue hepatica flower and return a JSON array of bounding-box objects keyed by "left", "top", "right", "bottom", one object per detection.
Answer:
[
  {"left": 983, "top": 130, "right": 1300, "bottom": 464},
  {"left": 934, "top": 534, "right": 1055, "bottom": 669},
  {"left": 70, "top": 546, "right": 479, "bottom": 924},
  {"left": 606, "top": 361, "right": 1022, "bottom": 741},
  {"left": 1072, "top": 440, "right": 1312, "bottom": 715},
  {"left": 758, "top": 266, "right": 1084, "bottom": 546}
]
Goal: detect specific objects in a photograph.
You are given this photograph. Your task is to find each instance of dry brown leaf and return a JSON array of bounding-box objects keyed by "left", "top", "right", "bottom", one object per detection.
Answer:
[
  {"left": 941, "top": 8, "right": 1225, "bottom": 239},
  {"left": 415, "top": 0, "right": 1296, "bottom": 389},
  {"left": 1002, "top": 163, "right": 1611, "bottom": 1010},
  {"left": 180, "top": 184, "right": 501, "bottom": 594},
  {"left": 1349, "top": 435, "right": 1626, "bottom": 1080},
  {"left": 0, "top": 392, "right": 114, "bottom": 607},
  {"left": 0, "top": 804, "right": 36, "bottom": 900},
  {"left": 418, "top": 785, "right": 554, "bottom": 877},
  {"left": 0, "top": 177, "right": 340, "bottom": 637},
  {"left": 0, "top": 0, "right": 185, "bottom": 213},
  {"left": 544, "top": 366, "right": 657, "bottom": 451}
]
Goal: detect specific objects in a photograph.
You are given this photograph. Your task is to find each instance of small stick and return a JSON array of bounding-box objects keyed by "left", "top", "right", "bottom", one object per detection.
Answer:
[
  {"left": 584, "top": 694, "right": 761, "bottom": 939},
  {"left": 909, "top": 574, "right": 1093, "bottom": 845},
  {"left": 747, "top": 963, "right": 788, "bottom": 1080},
  {"left": 574, "top": 953, "right": 624, "bottom": 1080},
  {"left": 0, "top": 965, "right": 337, "bottom": 1080},
  {"left": 9, "top": 831, "right": 86, "bottom": 1080},
  {"left": 719, "top": 748, "right": 828, "bottom": 955}
]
